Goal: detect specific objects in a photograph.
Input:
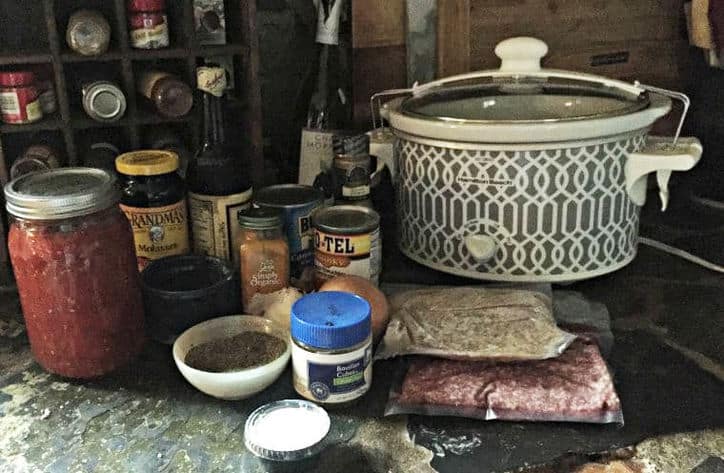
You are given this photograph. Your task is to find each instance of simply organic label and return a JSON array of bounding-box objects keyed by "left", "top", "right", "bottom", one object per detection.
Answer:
[
  {"left": 314, "top": 229, "right": 381, "bottom": 286},
  {"left": 120, "top": 201, "right": 190, "bottom": 270}
]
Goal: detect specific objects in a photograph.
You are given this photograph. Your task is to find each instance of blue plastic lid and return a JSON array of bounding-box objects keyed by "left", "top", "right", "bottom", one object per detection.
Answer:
[{"left": 291, "top": 291, "right": 371, "bottom": 350}]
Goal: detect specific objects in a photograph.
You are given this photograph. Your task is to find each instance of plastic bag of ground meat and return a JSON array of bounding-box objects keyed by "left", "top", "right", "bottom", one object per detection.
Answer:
[
  {"left": 385, "top": 338, "right": 623, "bottom": 424},
  {"left": 375, "top": 286, "right": 576, "bottom": 361}
]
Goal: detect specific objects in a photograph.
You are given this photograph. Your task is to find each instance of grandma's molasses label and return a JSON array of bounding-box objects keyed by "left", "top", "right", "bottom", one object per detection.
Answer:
[{"left": 120, "top": 200, "right": 190, "bottom": 270}]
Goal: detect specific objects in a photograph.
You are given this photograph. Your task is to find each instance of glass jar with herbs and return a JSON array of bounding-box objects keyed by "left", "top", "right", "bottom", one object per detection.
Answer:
[{"left": 237, "top": 207, "right": 290, "bottom": 313}]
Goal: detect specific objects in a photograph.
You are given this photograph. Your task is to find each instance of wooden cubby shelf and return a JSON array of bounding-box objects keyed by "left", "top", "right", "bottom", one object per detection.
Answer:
[{"left": 0, "top": 0, "right": 263, "bottom": 187}]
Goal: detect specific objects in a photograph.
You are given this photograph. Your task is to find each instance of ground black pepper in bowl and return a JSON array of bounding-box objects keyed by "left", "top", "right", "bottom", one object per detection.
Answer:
[{"left": 184, "top": 331, "right": 287, "bottom": 372}]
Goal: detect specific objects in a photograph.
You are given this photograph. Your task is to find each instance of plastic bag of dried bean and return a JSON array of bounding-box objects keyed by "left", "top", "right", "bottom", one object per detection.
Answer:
[
  {"left": 375, "top": 286, "right": 576, "bottom": 362},
  {"left": 384, "top": 338, "right": 623, "bottom": 424}
]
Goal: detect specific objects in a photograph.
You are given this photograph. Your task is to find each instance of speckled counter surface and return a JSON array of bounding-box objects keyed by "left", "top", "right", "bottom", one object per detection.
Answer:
[{"left": 0, "top": 190, "right": 722, "bottom": 473}]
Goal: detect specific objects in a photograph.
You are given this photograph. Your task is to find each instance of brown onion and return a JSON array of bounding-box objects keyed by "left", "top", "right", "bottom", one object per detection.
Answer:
[{"left": 319, "top": 275, "right": 390, "bottom": 340}]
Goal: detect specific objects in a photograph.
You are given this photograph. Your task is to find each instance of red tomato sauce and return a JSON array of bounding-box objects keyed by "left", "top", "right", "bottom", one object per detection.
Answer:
[{"left": 8, "top": 207, "right": 145, "bottom": 378}]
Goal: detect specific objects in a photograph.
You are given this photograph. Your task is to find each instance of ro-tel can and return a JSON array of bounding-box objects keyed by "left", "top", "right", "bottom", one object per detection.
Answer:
[
  {"left": 291, "top": 291, "right": 372, "bottom": 405},
  {"left": 312, "top": 205, "right": 381, "bottom": 288},
  {"left": 254, "top": 184, "right": 325, "bottom": 285}
]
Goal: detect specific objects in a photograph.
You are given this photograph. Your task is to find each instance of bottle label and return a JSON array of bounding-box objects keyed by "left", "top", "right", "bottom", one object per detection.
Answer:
[
  {"left": 314, "top": 228, "right": 381, "bottom": 286},
  {"left": 119, "top": 200, "right": 190, "bottom": 271},
  {"left": 130, "top": 15, "right": 170, "bottom": 49},
  {"left": 298, "top": 129, "right": 334, "bottom": 185},
  {"left": 342, "top": 184, "right": 370, "bottom": 198},
  {"left": 292, "top": 341, "right": 372, "bottom": 403},
  {"left": 25, "top": 100, "right": 42, "bottom": 122},
  {"left": 137, "top": 71, "right": 171, "bottom": 99},
  {"left": 197, "top": 67, "right": 227, "bottom": 97},
  {"left": 314, "top": 0, "right": 343, "bottom": 45},
  {"left": 188, "top": 189, "right": 253, "bottom": 265}
]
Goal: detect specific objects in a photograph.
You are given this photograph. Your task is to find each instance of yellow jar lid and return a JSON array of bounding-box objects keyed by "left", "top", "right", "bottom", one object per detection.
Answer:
[{"left": 115, "top": 150, "right": 179, "bottom": 176}]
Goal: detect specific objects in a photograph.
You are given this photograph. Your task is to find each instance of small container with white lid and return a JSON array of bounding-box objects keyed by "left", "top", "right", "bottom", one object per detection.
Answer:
[
  {"left": 244, "top": 399, "right": 330, "bottom": 463},
  {"left": 291, "top": 291, "right": 372, "bottom": 405}
]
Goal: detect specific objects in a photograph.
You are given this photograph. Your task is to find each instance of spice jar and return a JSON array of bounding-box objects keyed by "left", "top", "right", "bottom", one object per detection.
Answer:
[
  {"left": 10, "top": 144, "right": 61, "bottom": 179},
  {"left": 4, "top": 168, "right": 145, "bottom": 378},
  {"left": 116, "top": 150, "right": 190, "bottom": 270},
  {"left": 237, "top": 207, "right": 290, "bottom": 313},
  {"left": 138, "top": 71, "right": 193, "bottom": 118},
  {"left": 128, "top": 0, "right": 170, "bottom": 49},
  {"left": 0, "top": 71, "right": 43, "bottom": 125},
  {"left": 66, "top": 9, "right": 112, "bottom": 56},
  {"left": 82, "top": 81, "right": 127, "bottom": 122},
  {"left": 291, "top": 291, "right": 372, "bottom": 405}
]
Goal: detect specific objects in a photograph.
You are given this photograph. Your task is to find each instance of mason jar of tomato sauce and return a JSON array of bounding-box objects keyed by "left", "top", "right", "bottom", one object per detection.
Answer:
[{"left": 4, "top": 168, "right": 145, "bottom": 378}]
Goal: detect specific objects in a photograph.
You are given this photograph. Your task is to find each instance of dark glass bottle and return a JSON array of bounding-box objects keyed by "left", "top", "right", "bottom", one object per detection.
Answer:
[{"left": 187, "top": 66, "right": 252, "bottom": 266}]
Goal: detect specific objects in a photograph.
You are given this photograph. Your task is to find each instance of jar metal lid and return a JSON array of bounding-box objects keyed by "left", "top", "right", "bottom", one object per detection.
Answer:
[
  {"left": 238, "top": 207, "right": 283, "bottom": 229},
  {"left": 83, "top": 81, "right": 126, "bottom": 121},
  {"left": 291, "top": 291, "right": 371, "bottom": 350},
  {"left": 116, "top": 150, "right": 179, "bottom": 176},
  {"left": 128, "top": 0, "right": 166, "bottom": 12},
  {"left": 254, "top": 184, "right": 324, "bottom": 209},
  {"left": 4, "top": 167, "right": 120, "bottom": 220},
  {"left": 244, "top": 399, "right": 330, "bottom": 462}
]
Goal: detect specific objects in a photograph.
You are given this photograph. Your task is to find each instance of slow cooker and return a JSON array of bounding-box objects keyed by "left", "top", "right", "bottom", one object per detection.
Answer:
[{"left": 377, "top": 37, "right": 702, "bottom": 282}]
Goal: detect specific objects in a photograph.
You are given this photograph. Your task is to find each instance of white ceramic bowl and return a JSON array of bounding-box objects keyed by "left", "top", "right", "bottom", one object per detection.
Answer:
[{"left": 172, "top": 315, "right": 291, "bottom": 400}]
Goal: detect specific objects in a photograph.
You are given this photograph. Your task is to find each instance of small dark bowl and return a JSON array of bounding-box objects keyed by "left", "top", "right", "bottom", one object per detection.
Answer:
[{"left": 141, "top": 255, "right": 241, "bottom": 344}]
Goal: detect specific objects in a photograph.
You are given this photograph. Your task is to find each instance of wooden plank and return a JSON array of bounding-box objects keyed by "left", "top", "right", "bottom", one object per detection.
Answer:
[
  {"left": 352, "top": 0, "right": 406, "bottom": 48},
  {"left": 437, "top": 0, "right": 470, "bottom": 77},
  {"left": 352, "top": 45, "right": 407, "bottom": 127},
  {"left": 469, "top": 0, "right": 684, "bottom": 22},
  {"left": 240, "top": 0, "right": 265, "bottom": 187}
]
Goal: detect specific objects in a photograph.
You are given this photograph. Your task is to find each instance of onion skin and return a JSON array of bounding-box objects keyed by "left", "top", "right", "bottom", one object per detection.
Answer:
[{"left": 319, "top": 276, "right": 390, "bottom": 341}]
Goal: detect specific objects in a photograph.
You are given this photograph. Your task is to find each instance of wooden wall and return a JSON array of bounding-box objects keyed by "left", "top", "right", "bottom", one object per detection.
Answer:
[
  {"left": 351, "top": 0, "right": 407, "bottom": 127},
  {"left": 353, "top": 0, "right": 690, "bottom": 127}
]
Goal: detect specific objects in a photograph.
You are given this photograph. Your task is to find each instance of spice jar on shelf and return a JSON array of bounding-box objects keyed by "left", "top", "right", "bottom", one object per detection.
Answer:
[
  {"left": 128, "top": 0, "right": 170, "bottom": 49},
  {"left": 82, "top": 80, "right": 127, "bottom": 122},
  {"left": 4, "top": 168, "right": 146, "bottom": 378},
  {"left": 0, "top": 71, "right": 43, "bottom": 125},
  {"left": 138, "top": 71, "right": 193, "bottom": 118},
  {"left": 66, "top": 9, "right": 112, "bottom": 56},
  {"left": 10, "top": 144, "right": 61, "bottom": 179},
  {"left": 28, "top": 65, "right": 57, "bottom": 115},
  {"left": 237, "top": 207, "right": 290, "bottom": 313}
]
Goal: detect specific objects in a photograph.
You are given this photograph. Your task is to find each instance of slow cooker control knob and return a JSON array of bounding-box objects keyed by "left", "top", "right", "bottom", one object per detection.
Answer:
[{"left": 464, "top": 235, "right": 498, "bottom": 263}]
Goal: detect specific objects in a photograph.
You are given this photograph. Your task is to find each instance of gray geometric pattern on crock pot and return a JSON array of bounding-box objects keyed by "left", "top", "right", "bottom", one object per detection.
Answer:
[{"left": 396, "top": 133, "right": 648, "bottom": 281}]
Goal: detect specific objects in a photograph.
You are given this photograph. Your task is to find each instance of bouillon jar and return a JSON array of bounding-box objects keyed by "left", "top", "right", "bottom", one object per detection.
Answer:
[{"left": 4, "top": 168, "right": 145, "bottom": 378}]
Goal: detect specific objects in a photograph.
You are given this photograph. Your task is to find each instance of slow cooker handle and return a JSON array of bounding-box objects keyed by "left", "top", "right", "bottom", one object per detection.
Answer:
[{"left": 625, "top": 136, "right": 702, "bottom": 211}]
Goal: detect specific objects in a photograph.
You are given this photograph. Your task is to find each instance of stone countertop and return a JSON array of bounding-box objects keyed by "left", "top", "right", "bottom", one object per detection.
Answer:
[{"left": 0, "top": 188, "right": 722, "bottom": 473}]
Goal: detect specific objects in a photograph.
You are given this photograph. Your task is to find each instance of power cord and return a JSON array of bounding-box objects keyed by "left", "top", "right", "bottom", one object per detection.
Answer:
[{"left": 639, "top": 236, "right": 724, "bottom": 273}]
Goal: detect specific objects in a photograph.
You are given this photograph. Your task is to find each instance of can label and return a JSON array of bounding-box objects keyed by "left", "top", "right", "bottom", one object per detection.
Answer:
[
  {"left": 314, "top": 228, "right": 381, "bottom": 286},
  {"left": 0, "top": 92, "right": 41, "bottom": 124},
  {"left": 130, "top": 15, "right": 170, "bottom": 49},
  {"left": 120, "top": 200, "right": 190, "bottom": 270},
  {"left": 188, "top": 189, "right": 252, "bottom": 265},
  {"left": 292, "top": 342, "right": 372, "bottom": 404},
  {"left": 258, "top": 200, "right": 323, "bottom": 283}
]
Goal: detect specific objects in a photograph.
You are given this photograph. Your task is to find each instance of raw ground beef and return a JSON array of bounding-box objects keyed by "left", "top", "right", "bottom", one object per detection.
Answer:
[{"left": 386, "top": 339, "right": 623, "bottom": 424}]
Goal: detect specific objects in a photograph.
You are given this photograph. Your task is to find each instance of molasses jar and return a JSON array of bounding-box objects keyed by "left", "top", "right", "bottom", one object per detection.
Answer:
[
  {"left": 4, "top": 168, "right": 146, "bottom": 378},
  {"left": 115, "top": 150, "right": 190, "bottom": 270}
]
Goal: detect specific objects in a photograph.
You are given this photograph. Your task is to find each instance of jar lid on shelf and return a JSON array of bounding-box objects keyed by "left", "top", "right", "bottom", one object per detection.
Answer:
[
  {"left": 128, "top": 0, "right": 166, "bottom": 12},
  {"left": 4, "top": 168, "right": 120, "bottom": 220},
  {"left": 0, "top": 71, "right": 35, "bottom": 87},
  {"left": 116, "top": 150, "right": 179, "bottom": 176}
]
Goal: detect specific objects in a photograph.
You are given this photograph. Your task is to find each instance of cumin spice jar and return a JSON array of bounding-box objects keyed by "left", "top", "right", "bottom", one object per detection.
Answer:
[{"left": 237, "top": 207, "right": 290, "bottom": 313}]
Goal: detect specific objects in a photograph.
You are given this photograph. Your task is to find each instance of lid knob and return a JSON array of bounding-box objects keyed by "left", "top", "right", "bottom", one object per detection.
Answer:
[{"left": 495, "top": 37, "right": 548, "bottom": 72}]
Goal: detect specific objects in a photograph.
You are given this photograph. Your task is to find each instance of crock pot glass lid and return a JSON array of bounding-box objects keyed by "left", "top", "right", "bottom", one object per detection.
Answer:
[{"left": 400, "top": 76, "right": 650, "bottom": 123}]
